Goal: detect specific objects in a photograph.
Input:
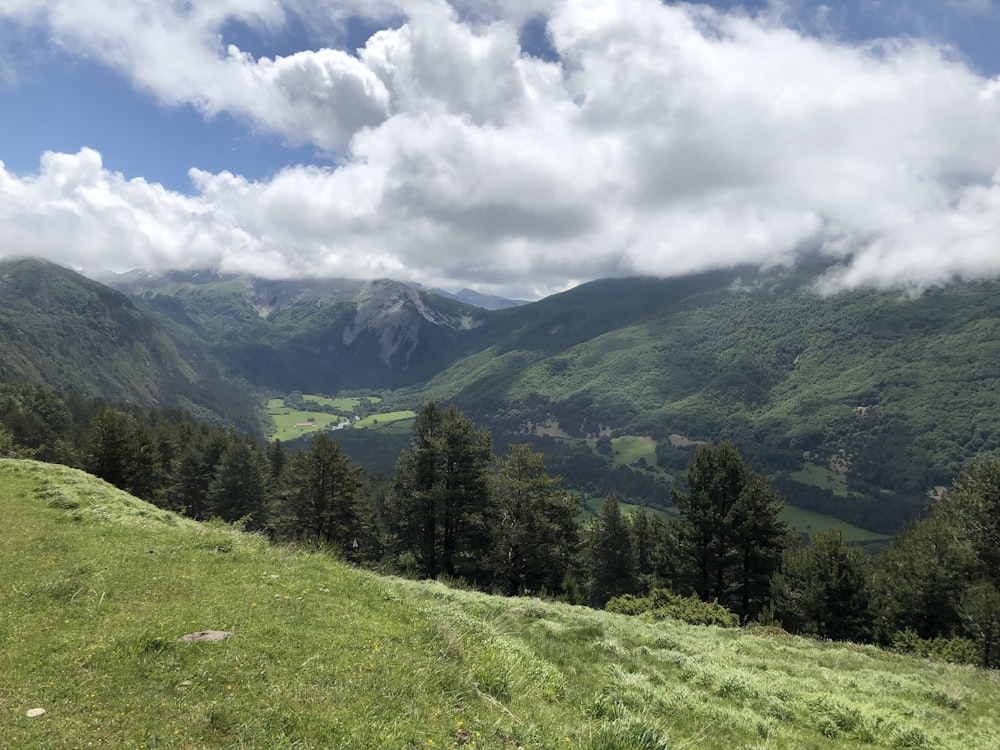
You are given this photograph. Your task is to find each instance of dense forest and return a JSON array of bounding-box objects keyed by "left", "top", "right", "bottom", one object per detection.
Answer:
[{"left": 4, "top": 378, "right": 998, "bottom": 669}]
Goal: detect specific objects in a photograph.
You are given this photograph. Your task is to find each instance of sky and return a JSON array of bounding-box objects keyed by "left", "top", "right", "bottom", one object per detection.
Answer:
[{"left": 0, "top": 1, "right": 999, "bottom": 299}]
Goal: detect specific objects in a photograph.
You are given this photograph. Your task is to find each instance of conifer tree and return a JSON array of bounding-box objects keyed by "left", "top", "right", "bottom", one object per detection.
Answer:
[
  {"left": 940, "top": 457, "right": 1000, "bottom": 591},
  {"left": 771, "top": 530, "right": 872, "bottom": 641},
  {"left": 489, "top": 443, "right": 581, "bottom": 596},
  {"left": 872, "top": 456, "right": 1000, "bottom": 656},
  {"left": 85, "top": 408, "right": 158, "bottom": 499},
  {"left": 959, "top": 580, "right": 1000, "bottom": 668},
  {"left": 586, "top": 497, "right": 639, "bottom": 607},
  {"left": 632, "top": 506, "right": 676, "bottom": 593},
  {"left": 206, "top": 439, "right": 270, "bottom": 527},
  {"left": 870, "top": 512, "right": 971, "bottom": 642},
  {"left": 267, "top": 438, "right": 286, "bottom": 482},
  {"left": 672, "top": 442, "right": 788, "bottom": 620},
  {"left": 280, "top": 433, "right": 362, "bottom": 556},
  {"left": 164, "top": 427, "right": 230, "bottom": 519},
  {"left": 391, "top": 402, "right": 493, "bottom": 581}
]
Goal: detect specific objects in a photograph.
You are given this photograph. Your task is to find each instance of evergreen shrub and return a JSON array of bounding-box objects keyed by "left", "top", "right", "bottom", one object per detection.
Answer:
[{"left": 606, "top": 588, "right": 739, "bottom": 628}]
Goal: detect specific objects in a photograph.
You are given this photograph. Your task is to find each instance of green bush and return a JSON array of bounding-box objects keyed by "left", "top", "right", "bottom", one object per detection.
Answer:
[
  {"left": 607, "top": 588, "right": 739, "bottom": 628},
  {"left": 890, "top": 629, "right": 979, "bottom": 666}
]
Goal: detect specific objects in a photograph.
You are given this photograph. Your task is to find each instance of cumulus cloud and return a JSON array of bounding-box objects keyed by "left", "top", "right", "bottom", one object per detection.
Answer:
[
  {"left": 0, "top": 0, "right": 392, "bottom": 150},
  {"left": 0, "top": 148, "right": 255, "bottom": 272},
  {"left": 1, "top": 0, "right": 1000, "bottom": 297}
]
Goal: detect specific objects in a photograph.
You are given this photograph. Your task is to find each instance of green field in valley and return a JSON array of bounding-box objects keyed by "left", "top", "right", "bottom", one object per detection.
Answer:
[
  {"left": 789, "top": 463, "right": 852, "bottom": 497},
  {"left": 778, "top": 504, "right": 888, "bottom": 543},
  {"left": 265, "top": 398, "right": 347, "bottom": 442},
  {"left": 2, "top": 458, "right": 998, "bottom": 750},
  {"left": 612, "top": 435, "right": 657, "bottom": 467},
  {"left": 266, "top": 396, "right": 416, "bottom": 443}
]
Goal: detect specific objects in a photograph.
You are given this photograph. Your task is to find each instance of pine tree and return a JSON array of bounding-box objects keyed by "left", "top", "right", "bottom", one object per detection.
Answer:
[
  {"left": 632, "top": 506, "right": 676, "bottom": 593},
  {"left": 730, "top": 471, "right": 790, "bottom": 618},
  {"left": 85, "top": 408, "right": 158, "bottom": 499},
  {"left": 163, "top": 427, "right": 230, "bottom": 520},
  {"left": 870, "top": 512, "right": 971, "bottom": 642},
  {"left": 771, "top": 530, "right": 872, "bottom": 641},
  {"left": 489, "top": 443, "right": 581, "bottom": 596},
  {"left": 391, "top": 403, "right": 493, "bottom": 581},
  {"left": 586, "top": 497, "right": 639, "bottom": 607},
  {"left": 280, "top": 433, "right": 362, "bottom": 556},
  {"left": 871, "top": 455, "right": 1000, "bottom": 650},
  {"left": 958, "top": 580, "right": 1000, "bottom": 668},
  {"left": 672, "top": 442, "right": 789, "bottom": 620},
  {"left": 940, "top": 457, "right": 1000, "bottom": 591},
  {"left": 267, "top": 438, "right": 286, "bottom": 482},
  {"left": 206, "top": 439, "right": 270, "bottom": 527}
]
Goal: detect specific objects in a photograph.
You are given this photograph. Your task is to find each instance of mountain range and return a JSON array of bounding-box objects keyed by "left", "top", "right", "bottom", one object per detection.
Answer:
[{"left": 5, "top": 255, "right": 1000, "bottom": 531}]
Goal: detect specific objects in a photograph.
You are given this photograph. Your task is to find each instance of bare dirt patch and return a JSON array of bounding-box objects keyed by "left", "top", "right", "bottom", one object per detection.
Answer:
[
  {"left": 527, "top": 420, "right": 571, "bottom": 438},
  {"left": 669, "top": 433, "right": 702, "bottom": 448}
]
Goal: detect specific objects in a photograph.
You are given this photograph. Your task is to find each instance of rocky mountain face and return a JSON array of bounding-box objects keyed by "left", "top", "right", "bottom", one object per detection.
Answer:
[{"left": 109, "top": 270, "right": 486, "bottom": 393}]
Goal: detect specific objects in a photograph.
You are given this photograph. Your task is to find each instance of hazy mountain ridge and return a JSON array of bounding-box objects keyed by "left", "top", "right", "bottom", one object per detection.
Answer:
[
  {"left": 414, "top": 271, "right": 1000, "bottom": 494},
  {"left": 426, "top": 286, "right": 528, "bottom": 310},
  {"left": 110, "top": 269, "right": 488, "bottom": 393}
]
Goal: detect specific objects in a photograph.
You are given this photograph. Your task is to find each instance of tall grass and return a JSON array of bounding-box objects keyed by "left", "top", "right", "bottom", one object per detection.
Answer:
[{"left": 3, "top": 458, "right": 999, "bottom": 749}]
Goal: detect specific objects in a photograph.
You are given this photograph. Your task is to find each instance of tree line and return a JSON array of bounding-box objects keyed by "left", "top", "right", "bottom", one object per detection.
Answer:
[{"left": 2, "top": 381, "right": 998, "bottom": 668}]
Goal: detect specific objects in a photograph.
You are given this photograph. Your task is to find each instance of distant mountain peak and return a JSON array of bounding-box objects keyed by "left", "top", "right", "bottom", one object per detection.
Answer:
[{"left": 426, "top": 286, "right": 528, "bottom": 310}]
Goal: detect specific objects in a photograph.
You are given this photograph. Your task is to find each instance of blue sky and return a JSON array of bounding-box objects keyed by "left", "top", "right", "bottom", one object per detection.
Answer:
[{"left": 1, "top": 1, "right": 999, "bottom": 298}]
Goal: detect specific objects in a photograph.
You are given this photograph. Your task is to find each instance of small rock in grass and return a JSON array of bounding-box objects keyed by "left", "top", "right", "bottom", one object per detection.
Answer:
[
  {"left": 26, "top": 708, "right": 46, "bottom": 717},
  {"left": 178, "top": 630, "right": 235, "bottom": 643}
]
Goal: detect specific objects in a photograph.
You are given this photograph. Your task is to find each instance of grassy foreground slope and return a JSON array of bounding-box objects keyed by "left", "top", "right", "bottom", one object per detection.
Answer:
[{"left": 2, "top": 460, "right": 998, "bottom": 750}]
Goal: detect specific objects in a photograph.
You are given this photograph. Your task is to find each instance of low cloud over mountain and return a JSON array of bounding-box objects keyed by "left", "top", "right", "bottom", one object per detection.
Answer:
[{"left": 1, "top": 1, "right": 999, "bottom": 298}]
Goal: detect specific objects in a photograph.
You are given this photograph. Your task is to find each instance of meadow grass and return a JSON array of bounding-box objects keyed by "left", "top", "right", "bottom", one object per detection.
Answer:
[
  {"left": 584, "top": 497, "right": 677, "bottom": 521},
  {"left": 788, "top": 463, "right": 851, "bottom": 497},
  {"left": 3, "top": 458, "right": 999, "bottom": 749},
  {"left": 778, "top": 505, "right": 888, "bottom": 542},
  {"left": 374, "top": 418, "right": 417, "bottom": 435},
  {"left": 611, "top": 437, "right": 657, "bottom": 468},
  {"left": 265, "top": 399, "right": 347, "bottom": 441},
  {"left": 609, "top": 436, "right": 675, "bottom": 483}
]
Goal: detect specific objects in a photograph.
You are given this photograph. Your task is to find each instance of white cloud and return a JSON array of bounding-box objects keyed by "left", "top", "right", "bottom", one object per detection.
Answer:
[
  {"left": 1, "top": 0, "right": 1000, "bottom": 298},
  {"left": 0, "top": 0, "right": 392, "bottom": 150},
  {"left": 0, "top": 148, "right": 257, "bottom": 273}
]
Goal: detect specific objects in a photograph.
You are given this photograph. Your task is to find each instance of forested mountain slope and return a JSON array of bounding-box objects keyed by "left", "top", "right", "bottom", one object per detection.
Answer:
[
  {"left": 8, "top": 257, "right": 1000, "bottom": 526},
  {"left": 0, "top": 258, "right": 260, "bottom": 431},
  {"left": 402, "top": 267, "right": 1000, "bottom": 507}
]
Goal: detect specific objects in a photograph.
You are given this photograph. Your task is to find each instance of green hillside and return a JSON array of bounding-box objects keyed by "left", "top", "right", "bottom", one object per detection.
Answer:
[
  {"left": 13, "top": 257, "right": 1000, "bottom": 530},
  {"left": 0, "top": 258, "right": 262, "bottom": 432},
  {"left": 391, "top": 269, "right": 1000, "bottom": 524},
  {"left": 3, "top": 458, "right": 999, "bottom": 749}
]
